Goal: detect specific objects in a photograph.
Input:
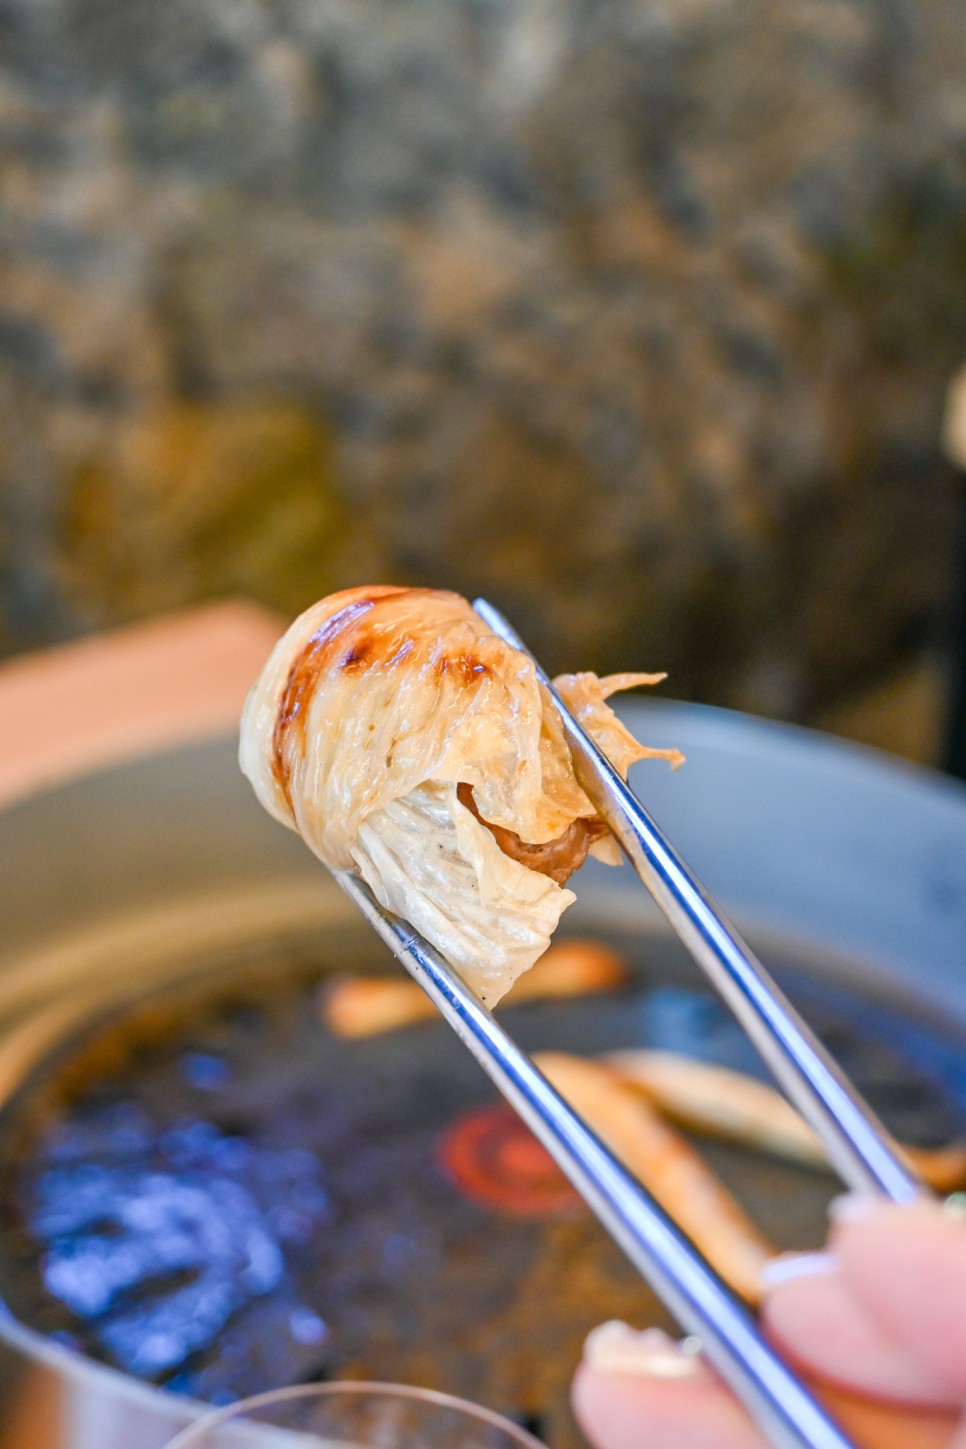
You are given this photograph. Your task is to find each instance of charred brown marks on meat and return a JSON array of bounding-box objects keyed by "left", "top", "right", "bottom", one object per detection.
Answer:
[
  {"left": 434, "top": 651, "right": 491, "bottom": 685},
  {"left": 457, "top": 783, "right": 609, "bottom": 886},
  {"left": 271, "top": 598, "right": 377, "bottom": 806},
  {"left": 339, "top": 640, "right": 372, "bottom": 670},
  {"left": 271, "top": 587, "right": 436, "bottom": 806}
]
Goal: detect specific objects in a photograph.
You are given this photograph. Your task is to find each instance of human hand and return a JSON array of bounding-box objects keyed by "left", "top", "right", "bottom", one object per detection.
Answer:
[{"left": 572, "top": 1197, "right": 966, "bottom": 1449}]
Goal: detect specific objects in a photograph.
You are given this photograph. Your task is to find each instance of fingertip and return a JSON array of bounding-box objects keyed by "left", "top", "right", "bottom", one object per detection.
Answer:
[
  {"left": 761, "top": 1242, "right": 961, "bottom": 1408},
  {"left": 572, "top": 1357, "right": 763, "bottom": 1449},
  {"left": 828, "top": 1193, "right": 966, "bottom": 1398}
]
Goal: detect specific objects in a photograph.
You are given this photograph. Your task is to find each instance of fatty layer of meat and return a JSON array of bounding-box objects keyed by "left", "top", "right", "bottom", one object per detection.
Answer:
[{"left": 240, "top": 587, "right": 682, "bottom": 1004}]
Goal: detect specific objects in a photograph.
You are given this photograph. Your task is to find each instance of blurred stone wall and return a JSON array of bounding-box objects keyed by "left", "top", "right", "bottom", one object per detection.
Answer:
[{"left": 1, "top": 0, "right": 965, "bottom": 722}]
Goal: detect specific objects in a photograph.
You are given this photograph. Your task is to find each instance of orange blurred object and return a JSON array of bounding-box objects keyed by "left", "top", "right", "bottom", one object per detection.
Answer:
[{"left": 0, "top": 602, "right": 283, "bottom": 806}]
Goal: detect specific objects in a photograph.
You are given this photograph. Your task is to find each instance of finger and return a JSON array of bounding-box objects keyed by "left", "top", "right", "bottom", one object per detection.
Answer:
[
  {"left": 572, "top": 1324, "right": 765, "bottom": 1449},
  {"left": 762, "top": 1250, "right": 962, "bottom": 1408},
  {"left": 572, "top": 1320, "right": 963, "bottom": 1449},
  {"left": 830, "top": 1196, "right": 966, "bottom": 1399}
]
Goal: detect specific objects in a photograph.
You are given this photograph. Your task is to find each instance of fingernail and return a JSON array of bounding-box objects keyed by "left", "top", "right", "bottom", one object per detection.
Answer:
[
  {"left": 827, "top": 1192, "right": 883, "bottom": 1225},
  {"left": 760, "top": 1250, "right": 836, "bottom": 1290},
  {"left": 583, "top": 1321, "right": 703, "bottom": 1379},
  {"left": 832, "top": 1191, "right": 955, "bottom": 1228}
]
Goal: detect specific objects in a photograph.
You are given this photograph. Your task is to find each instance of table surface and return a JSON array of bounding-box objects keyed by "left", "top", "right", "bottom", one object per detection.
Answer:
[{"left": 0, "top": 601, "right": 282, "bottom": 809}]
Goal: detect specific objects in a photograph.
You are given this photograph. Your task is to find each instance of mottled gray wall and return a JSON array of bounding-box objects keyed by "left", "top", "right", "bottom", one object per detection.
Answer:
[{"left": 1, "top": 0, "right": 964, "bottom": 719}]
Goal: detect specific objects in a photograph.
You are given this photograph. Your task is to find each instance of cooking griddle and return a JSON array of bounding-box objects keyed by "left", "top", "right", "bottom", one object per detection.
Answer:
[{"left": 0, "top": 930, "right": 964, "bottom": 1449}]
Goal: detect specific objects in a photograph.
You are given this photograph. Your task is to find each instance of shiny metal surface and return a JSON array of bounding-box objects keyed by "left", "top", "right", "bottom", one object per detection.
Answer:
[
  {"left": 0, "top": 705, "right": 963, "bottom": 1448},
  {"left": 474, "top": 598, "right": 923, "bottom": 1204},
  {"left": 339, "top": 872, "right": 857, "bottom": 1449},
  {"left": 0, "top": 1313, "right": 200, "bottom": 1449}
]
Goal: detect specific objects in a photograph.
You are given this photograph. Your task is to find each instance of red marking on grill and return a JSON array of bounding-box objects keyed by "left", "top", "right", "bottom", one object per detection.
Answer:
[{"left": 437, "top": 1102, "right": 584, "bottom": 1218}]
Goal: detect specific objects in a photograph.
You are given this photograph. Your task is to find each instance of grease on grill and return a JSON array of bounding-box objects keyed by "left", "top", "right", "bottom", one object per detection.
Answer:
[
  {"left": 0, "top": 947, "right": 963, "bottom": 1445},
  {"left": 438, "top": 1102, "right": 584, "bottom": 1218}
]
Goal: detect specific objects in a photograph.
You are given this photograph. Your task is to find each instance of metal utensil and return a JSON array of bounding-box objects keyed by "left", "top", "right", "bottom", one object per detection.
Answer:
[
  {"left": 472, "top": 597, "right": 922, "bottom": 1206},
  {"left": 336, "top": 871, "right": 857, "bottom": 1449},
  {"left": 333, "top": 598, "right": 930, "bottom": 1448}
]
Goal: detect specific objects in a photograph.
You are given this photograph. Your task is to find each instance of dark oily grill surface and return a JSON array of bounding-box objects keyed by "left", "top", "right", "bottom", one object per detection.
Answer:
[{"left": 1, "top": 933, "right": 965, "bottom": 1448}]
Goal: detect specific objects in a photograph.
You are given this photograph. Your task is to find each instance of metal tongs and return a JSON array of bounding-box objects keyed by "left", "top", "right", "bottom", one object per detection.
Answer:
[{"left": 335, "top": 599, "right": 926, "bottom": 1449}]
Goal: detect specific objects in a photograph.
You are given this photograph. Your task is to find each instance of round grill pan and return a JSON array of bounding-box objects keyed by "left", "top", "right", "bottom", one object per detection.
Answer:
[{"left": 0, "top": 701, "right": 963, "bottom": 1448}]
